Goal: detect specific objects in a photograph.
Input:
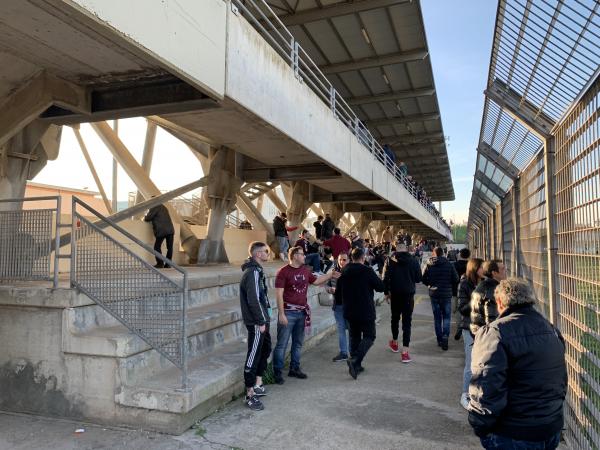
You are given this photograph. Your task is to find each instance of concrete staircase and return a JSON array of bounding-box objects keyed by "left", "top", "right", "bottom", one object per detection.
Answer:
[{"left": 60, "top": 264, "right": 336, "bottom": 433}]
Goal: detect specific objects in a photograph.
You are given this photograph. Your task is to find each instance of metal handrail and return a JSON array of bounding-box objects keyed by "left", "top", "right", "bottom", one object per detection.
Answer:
[
  {"left": 70, "top": 196, "right": 189, "bottom": 389},
  {"left": 0, "top": 196, "right": 61, "bottom": 287},
  {"left": 231, "top": 0, "right": 450, "bottom": 234}
]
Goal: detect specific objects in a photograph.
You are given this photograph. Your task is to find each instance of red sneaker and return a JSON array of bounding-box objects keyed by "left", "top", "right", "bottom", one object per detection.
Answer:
[
  {"left": 401, "top": 351, "right": 412, "bottom": 363},
  {"left": 388, "top": 340, "right": 399, "bottom": 353}
]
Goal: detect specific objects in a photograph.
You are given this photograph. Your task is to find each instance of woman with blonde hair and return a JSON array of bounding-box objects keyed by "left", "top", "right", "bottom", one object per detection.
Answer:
[{"left": 457, "top": 257, "right": 484, "bottom": 410}]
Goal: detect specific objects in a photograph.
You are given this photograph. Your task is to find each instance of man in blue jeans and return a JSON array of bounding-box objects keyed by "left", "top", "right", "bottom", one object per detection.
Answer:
[
  {"left": 422, "top": 247, "right": 459, "bottom": 350},
  {"left": 326, "top": 252, "right": 349, "bottom": 362},
  {"left": 272, "top": 246, "right": 339, "bottom": 384}
]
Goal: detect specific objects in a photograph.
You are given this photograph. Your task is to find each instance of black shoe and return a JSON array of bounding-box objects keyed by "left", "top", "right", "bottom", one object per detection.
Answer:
[
  {"left": 357, "top": 366, "right": 365, "bottom": 373},
  {"left": 253, "top": 385, "right": 267, "bottom": 396},
  {"left": 288, "top": 368, "right": 308, "bottom": 379},
  {"left": 437, "top": 339, "right": 442, "bottom": 347},
  {"left": 153, "top": 263, "right": 164, "bottom": 269},
  {"left": 273, "top": 371, "right": 285, "bottom": 385},
  {"left": 441, "top": 338, "right": 449, "bottom": 351},
  {"left": 454, "top": 329, "right": 462, "bottom": 341},
  {"left": 347, "top": 359, "right": 358, "bottom": 380},
  {"left": 245, "top": 395, "right": 264, "bottom": 411},
  {"left": 332, "top": 353, "right": 348, "bottom": 362}
]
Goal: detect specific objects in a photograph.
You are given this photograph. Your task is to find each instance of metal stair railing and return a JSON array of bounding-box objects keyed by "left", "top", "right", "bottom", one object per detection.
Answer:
[
  {"left": 70, "top": 196, "right": 189, "bottom": 389},
  {"left": 0, "top": 196, "right": 61, "bottom": 288},
  {"left": 231, "top": 0, "right": 450, "bottom": 235}
]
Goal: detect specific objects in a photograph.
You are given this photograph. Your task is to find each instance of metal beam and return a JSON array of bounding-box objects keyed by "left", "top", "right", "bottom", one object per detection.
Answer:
[
  {"left": 473, "top": 190, "right": 497, "bottom": 210},
  {"left": 320, "top": 49, "right": 428, "bottom": 75},
  {"left": 347, "top": 87, "right": 435, "bottom": 106},
  {"left": 391, "top": 141, "right": 445, "bottom": 152},
  {"left": 474, "top": 170, "right": 506, "bottom": 199},
  {"left": 341, "top": 202, "right": 399, "bottom": 213},
  {"left": 484, "top": 79, "right": 555, "bottom": 140},
  {"left": 280, "top": 0, "right": 411, "bottom": 25},
  {"left": 366, "top": 113, "right": 439, "bottom": 128},
  {"left": 243, "top": 164, "right": 340, "bottom": 182},
  {"left": 377, "top": 132, "right": 444, "bottom": 145},
  {"left": 477, "top": 142, "right": 520, "bottom": 179},
  {"left": 310, "top": 191, "right": 380, "bottom": 203}
]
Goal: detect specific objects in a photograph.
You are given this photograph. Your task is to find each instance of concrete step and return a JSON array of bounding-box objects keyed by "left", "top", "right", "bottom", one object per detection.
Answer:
[{"left": 114, "top": 305, "right": 336, "bottom": 433}]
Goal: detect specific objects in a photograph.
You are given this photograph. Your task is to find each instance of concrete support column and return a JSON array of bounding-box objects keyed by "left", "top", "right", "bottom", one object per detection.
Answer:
[
  {"left": 0, "top": 122, "right": 59, "bottom": 211},
  {"left": 321, "top": 202, "right": 344, "bottom": 227},
  {"left": 282, "top": 181, "right": 311, "bottom": 228},
  {"left": 544, "top": 138, "right": 559, "bottom": 325},
  {"left": 198, "top": 147, "right": 243, "bottom": 264},
  {"left": 354, "top": 213, "right": 373, "bottom": 237}
]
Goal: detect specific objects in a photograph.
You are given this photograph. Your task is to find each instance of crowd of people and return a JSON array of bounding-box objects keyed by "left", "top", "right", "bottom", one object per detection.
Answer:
[{"left": 239, "top": 218, "right": 568, "bottom": 449}]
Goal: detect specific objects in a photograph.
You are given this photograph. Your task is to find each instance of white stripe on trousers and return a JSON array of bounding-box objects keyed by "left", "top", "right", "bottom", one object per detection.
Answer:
[{"left": 246, "top": 325, "right": 261, "bottom": 369}]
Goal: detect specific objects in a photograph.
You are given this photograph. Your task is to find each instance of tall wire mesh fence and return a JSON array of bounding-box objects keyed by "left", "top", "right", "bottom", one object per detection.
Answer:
[
  {"left": 71, "top": 198, "right": 188, "bottom": 388},
  {"left": 0, "top": 197, "right": 60, "bottom": 286}
]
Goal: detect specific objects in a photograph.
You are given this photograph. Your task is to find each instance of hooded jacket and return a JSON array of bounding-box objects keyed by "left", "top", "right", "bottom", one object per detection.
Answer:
[
  {"left": 469, "top": 277, "right": 500, "bottom": 335},
  {"left": 468, "top": 304, "right": 567, "bottom": 441},
  {"left": 144, "top": 204, "right": 174, "bottom": 238},
  {"left": 337, "top": 262, "right": 385, "bottom": 322},
  {"left": 421, "top": 256, "right": 459, "bottom": 300},
  {"left": 457, "top": 275, "right": 477, "bottom": 330},
  {"left": 382, "top": 251, "right": 422, "bottom": 295},
  {"left": 239, "top": 258, "right": 270, "bottom": 326}
]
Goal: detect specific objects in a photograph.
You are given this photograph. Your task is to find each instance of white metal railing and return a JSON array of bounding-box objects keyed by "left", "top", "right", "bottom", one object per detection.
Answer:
[{"left": 231, "top": 0, "right": 449, "bottom": 234}]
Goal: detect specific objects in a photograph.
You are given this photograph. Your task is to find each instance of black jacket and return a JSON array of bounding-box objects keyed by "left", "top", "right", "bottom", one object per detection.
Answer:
[
  {"left": 273, "top": 216, "right": 287, "bottom": 237},
  {"left": 239, "top": 258, "right": 270, "bottom": 326},
  {"left": 452, "top": 259, "right": 468, "bottom": 296},
  {"left": 144, "top": 204, "right": 174, "bottom": 238},
  {"left": 382, "top": 252, "right": 422, "bottom": 295},
  {"left": 470, "top": 278, "right": 499, "bottom": 335},
  {"left": 421, "top": 256, "right": 459, "bottom": 300},
  {"left": 322, "top": 217, "right": 335, "bottom": 240},
  {"left": 468, "top": 304, "right": 567, "bottom": 441},
  {"left": 338, "top": 263, "right": 384, "bottom": 322},
  {"left": 313, "top": 221, "right": 323, "bottom": 240},
  {"left": 457, "top": 276, "right": 476, "bottom": 330}
]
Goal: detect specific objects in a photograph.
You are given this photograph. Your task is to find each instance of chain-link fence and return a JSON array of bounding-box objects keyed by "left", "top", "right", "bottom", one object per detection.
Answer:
[
  {"left": 0, "top": 196, "right": 60, "bottom": 287},
  {"left": 71, "top": 197, "right": 189, "bottom": 389}
]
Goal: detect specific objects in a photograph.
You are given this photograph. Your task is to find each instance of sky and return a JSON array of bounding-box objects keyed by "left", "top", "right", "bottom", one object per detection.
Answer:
[{"left": 34, "top": 0, "right": 498, "bottom": 224}]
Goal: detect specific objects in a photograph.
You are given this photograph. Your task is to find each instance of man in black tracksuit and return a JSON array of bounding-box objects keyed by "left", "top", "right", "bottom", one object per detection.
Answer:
[
  {"left": 240, "top": 242, "right": 272, "bottom": 411},
  {"left": 382, "top": 244, "right": 422, "bottom": 361},
  {"left": 469, "top": 278, "right": 566, "bottom": 449},
  {"left": 144, "top": 202, "right": 175, "bottom": 268},
  {"left": 337, "top": 247, "right": 385, "bottom": 379}
]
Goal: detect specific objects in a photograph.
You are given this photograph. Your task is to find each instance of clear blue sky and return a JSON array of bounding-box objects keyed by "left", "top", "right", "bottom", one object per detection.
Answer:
[{"left": 421, "top": 0, "right": 497, "bottom": 224}]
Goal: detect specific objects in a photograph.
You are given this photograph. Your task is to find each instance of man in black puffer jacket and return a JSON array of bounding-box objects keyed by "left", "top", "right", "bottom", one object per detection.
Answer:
[
  {"left": 469, "top": 278, "right": 567, "bottom": 449},
  {"left": 382, "top": 244, "right": 422, "bottom": 361},
  {"left": 470, "top": 260, "right": 506, "bottom": 335},
  {"left": 422, "top": 247, "right": 459, "bottom": 350}
]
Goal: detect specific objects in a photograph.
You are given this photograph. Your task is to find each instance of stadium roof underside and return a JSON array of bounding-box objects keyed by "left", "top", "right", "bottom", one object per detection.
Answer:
[
  {"left": 467, "top": 0, "right": 600, "bottom": 236},
  {"left": 261, "top": 0, "right": 455, "bottom": 201}
]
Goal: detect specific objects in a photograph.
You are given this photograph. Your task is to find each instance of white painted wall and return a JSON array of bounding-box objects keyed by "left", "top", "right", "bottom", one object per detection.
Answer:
[
  {"left": 225, "top": 12, "right": 449, "bottom": 238},
  {"left": 63, "top": 0, "right": 227, "bottom": 99}
]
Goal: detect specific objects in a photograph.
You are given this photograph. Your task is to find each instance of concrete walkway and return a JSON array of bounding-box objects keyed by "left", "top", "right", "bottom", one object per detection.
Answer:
[{"left": 0, "top": 285, "right": 483, "bottom": 449}]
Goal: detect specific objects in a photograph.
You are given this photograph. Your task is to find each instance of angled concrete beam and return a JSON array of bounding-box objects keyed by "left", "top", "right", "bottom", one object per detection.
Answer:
[
  {"left": 133, "top": 120, "right": 158, "bottom": 213},
  {"left": 474, "top": 170, "right": 506, "bottom": 199},
  {"left": 484, "top": 79, "right": 555, "bottom": 140},
  {"left": 0, "top": 71, "right": 90, "bottom": 148},
  {"left": 366, "top": 113, "right": 439, "bottom": 128},
  {"left": 265, "top": 188, "right": 288, "bottom": 214},
  {"left": 280, "top": 0, "right": 411, "bottom": 25},
  {"left": 310, "top": 191, "right": 380, "bottom": 203},
  {"left": 477, "top": 142, "right": 520, "bottom": 179},
  {"left": 236, "top": 194, "right": 274, "bottom": 236},
  {"left": 320, "top": 49, "right": 428, "bottom": 75},
  {"left": 243, "top": 164, "right": 340, "bottom": 182},
  {"left": 148, "top": 115, "right": 215, "bottom": 149},
  {"left": 348, "top": 87, "right": 435, "bottom": 106}
]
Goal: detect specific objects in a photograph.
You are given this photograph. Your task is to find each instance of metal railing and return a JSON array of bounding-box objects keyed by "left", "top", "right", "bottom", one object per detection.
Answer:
[
  {"left": 70, "top": 197, "right": 189, "bottom": 389},
  {"left": 0, "top": 196, "right": 61, "bottom": 288},
  {"left": 231, "top": 0, "right": 449, "bottom": 234}
]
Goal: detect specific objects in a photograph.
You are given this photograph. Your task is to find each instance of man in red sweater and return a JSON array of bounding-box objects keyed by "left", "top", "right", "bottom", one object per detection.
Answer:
[{"left": 323, "top": 227, "right": 351, "bottom": 259}]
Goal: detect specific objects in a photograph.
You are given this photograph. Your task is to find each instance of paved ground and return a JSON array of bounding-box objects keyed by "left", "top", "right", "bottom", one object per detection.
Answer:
[{"left": 0, "top": 286, "right": 482, "bottom": 450}]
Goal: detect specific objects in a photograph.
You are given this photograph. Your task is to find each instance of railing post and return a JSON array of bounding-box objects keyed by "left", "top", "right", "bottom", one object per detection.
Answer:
[
  {"left": 329, "top": 86, "right": 336, "bottom": 116},
  {"left": 70, "top": 197, "right": 77, "bottom": 287},
  {"left": 53, "top": 196, "right": 61, "bottom": 288},
  {"left": 181, "top": 273, "right": 189, "bottom": 391},
  {"left": 544, "top": 137, "right": 559, "bottom": 325},
  {"left": 292, "top": 39, "right": 300, "bottom": 80}
]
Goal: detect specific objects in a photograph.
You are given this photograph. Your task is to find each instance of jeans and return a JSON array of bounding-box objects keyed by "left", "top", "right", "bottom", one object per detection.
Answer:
[
  {"left": 305, "top": 253, "right": 321, "bottom": 272},
  {"left": 273, "top": 310, "right": 306, "bottom": 372},
  {"left": 462, "top": 329, "right": 474, "bottom": 393},
  {"left": 333, "top": 305, "right": 349, "bottom": 356},
  {"left": 276, "top": 236, "right": 289, "bottom": 256},
  {"left": 348, "top": 319, "right": 376, "bottom": 367},
  {"left": 430, "top": 297, "right": 452, "bottom": 341},
  {"left": 390, "top": 292, "right": 415, "bottom": 347},
  {"left": 480, "top": 432, "right": 560, "bottom": 449},
  {"left": 153, "top": 234, "right": 174, "bottom": 266}
]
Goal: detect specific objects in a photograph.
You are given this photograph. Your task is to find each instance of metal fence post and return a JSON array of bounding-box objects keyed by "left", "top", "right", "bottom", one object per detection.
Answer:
[
  {"left": 512, "top": 178, "right": 521, "bottom": 277},
  {"left": 70, "top": 197, "right": 77, "bottom": 287},
  {"left": 544, "top": 137, "right": 559, "bottom": 325},
  {"left": 292, "top": 40, "right": 299, "bottom": 79},
  {"left": 330, "top": 86, "right": 336, "bottom": 116},
  {"left": 181, "top": 273, "right": 189, "bottom": 391},
  {"left": 53, "top": 196, "right": 62, "bottom": 288}
]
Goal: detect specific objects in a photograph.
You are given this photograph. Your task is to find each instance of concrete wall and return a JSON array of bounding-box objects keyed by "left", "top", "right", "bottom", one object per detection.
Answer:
[
  {"left": 225, "top": 11, "right": 449, "bottom": 238},
  {"left": 190, "top": 225, "right": 267, "bottom": 263},
  {"left": 62, "top": 0, "right": 227, "bottom": 99}
]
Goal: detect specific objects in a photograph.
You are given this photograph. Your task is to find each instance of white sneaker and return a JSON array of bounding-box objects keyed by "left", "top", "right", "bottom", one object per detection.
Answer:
[{"left": 460, "top": 393, "right": 469, "bottom": 410}]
